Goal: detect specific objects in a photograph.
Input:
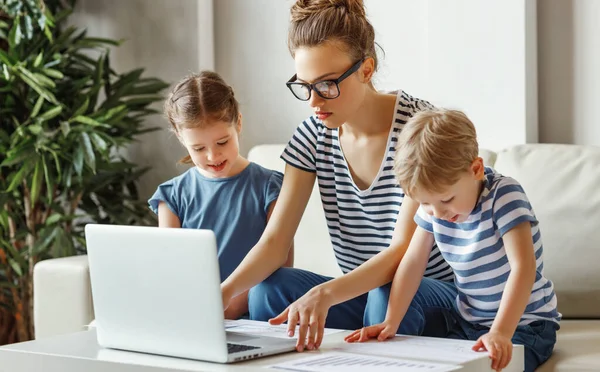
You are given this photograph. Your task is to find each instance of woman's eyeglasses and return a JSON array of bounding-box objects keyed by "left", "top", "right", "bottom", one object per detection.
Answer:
[{"left": 286, "top": 59, "right": 364, "bottom": 101}]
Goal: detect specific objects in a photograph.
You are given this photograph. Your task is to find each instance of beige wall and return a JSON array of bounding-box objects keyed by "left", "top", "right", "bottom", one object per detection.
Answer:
[
  {"left": 70, "top": 0, "right": 214, "bottom": 199},
  {"left": 538, "top": 0, "right": 600, "bottom": 146},
  {"left": 71, "top": 0, "right": 600, "bottom": 199}
]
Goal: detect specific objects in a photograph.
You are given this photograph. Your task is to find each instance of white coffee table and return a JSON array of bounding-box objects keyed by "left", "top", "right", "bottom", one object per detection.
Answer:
[{"left": 0, "top": 329, "right": 524, "bottom": 372}]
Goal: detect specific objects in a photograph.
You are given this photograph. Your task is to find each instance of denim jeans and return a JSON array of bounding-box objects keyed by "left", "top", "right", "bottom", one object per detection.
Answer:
[
  {"left": 247, "top": 267, "right": 458, "bottom": 336},
  {"left": 445, "top": 309, "right": 559, "bottom": 372}
]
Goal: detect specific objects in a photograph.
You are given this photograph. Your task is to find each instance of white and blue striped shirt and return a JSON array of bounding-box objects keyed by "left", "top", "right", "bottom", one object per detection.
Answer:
[
  {"left": 281, "top": 90, "right": 454, "bottom": 280},
  {"left": 415, "top": 167, "right": 561, "bottom": 326}
]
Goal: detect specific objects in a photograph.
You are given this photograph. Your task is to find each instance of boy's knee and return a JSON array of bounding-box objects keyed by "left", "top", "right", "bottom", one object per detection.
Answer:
[{"left": 364, "top": 284, "right": 392, "bottom": 325}]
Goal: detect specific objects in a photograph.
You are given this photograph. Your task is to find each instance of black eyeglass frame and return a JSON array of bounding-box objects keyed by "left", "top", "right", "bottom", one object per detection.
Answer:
[{"left": 286, "top": 58, "right": 365, "bottom": 101}]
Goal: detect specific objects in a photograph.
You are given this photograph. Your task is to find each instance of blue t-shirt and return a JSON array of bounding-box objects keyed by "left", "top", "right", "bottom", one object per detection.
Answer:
[{"left": 148, "top": 162, "right": 283, "bottom": 282}]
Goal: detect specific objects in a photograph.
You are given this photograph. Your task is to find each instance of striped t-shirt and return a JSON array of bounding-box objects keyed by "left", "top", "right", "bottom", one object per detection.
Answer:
[
  {"left": 281, "top": 90, "right": 454, "bottom": 280},
  {"left": 415, "top": 167, "right": 561, "bottom": 326}
]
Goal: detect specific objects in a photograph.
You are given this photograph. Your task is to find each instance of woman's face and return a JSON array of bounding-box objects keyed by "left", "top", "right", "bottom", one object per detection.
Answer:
[{"left": 293, "top": 42, "right": 371, "bottom": 128}]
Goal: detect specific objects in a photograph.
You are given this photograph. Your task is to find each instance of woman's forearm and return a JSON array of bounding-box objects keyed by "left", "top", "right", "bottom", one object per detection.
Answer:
[
  {"left": 318, "top": 245, "right": 406, "bottom": 305},
  {"left": 319, "top": 196, "right": 421, "bottom": 306}
]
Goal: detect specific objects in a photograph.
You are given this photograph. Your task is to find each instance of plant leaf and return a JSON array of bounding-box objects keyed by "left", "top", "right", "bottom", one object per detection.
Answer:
[
  {"left": 73, "top": 98, "right": 89, "bottom": 117},
  {"left": 30, "top": 95, "right": 45, "bottom": 118},
  {"left": 7, "top": 155, "right": 37, "bottom": 191},
  {"left": 33, "top": 72, "right": 56, "bottom": 88},
  {"left": 0, "top": 49, "right": 17, "bottom": 65},
  {"left": 8, "top": 15, "right": 22, "bottom": 48},
  {"left": 15, "top": 66, "right": 58, "bottom": 104},
  {"left": 1, "top": 143, "right": 34, "bottom": 167},
  {"left": 42, "top": 155, "right": 54, "bottom": 201},
  {"left": 30, "top": 160, "right": 43, "bottom": 205},
  {"left": 8, "top": 259, "right": 23, "bottom": 277},
  {"left": 71, "top": 115, "right": 109, "bottom": 128},
  {"left": 37, "top": 106, "right": 63, "bottom": 121},
  {"left": 73, "top": 144, "right": 84, "bottom": 176},
  {"left": 42, "top": 68, "right": 64, "bottom": 79},
  {"left": 33, "top": 51, "right": 44, "bottom": 68},
  {"left": 80, "top": 132, "right": 96, "bottom": 173},
  {"left": 90, "top": 132, "right": 107, "bottom": 152}
]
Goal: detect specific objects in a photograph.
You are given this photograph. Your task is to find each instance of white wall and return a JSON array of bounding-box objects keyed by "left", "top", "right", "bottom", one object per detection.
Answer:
[
  {"left": 70, "top": 0, "right": 214, "bottom": 199},
  {"left": 216, "top": 0, "right": 538, "bottom": 153},
  {"left": 216, "top": 0, "right": 600, "bottom": 151},
  {"left": 538, "top": 0, "right": 600, "bottom": 146},
  {"left": 70, "top": 0, "right": 600, "bottom": 199},
  {"left": 214, "top": 0, "right": 311, "bottom": 156}
]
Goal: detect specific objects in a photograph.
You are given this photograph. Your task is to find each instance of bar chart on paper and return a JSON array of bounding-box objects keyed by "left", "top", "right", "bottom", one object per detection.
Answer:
[{"left": 269, "top": 352, "right": 461, "bottom": 372}]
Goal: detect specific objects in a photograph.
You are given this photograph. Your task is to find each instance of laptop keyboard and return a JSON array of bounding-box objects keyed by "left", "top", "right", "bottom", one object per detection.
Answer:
[{"left": 227, "top": 343, "right": 261, "bottom": 354}]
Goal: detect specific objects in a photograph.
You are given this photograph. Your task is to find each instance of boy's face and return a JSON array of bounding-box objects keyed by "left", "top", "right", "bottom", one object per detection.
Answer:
[
  {"left": 177, "top": 117, "right": 243, "bottom": 178},
  {"left": 412, "top": 158, "right": 485, "bottom": 223}
]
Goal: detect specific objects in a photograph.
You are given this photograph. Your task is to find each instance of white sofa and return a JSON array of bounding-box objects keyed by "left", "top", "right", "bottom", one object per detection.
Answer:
[{"left": 33, "top": 144, "right": 600, "bottom": 371}]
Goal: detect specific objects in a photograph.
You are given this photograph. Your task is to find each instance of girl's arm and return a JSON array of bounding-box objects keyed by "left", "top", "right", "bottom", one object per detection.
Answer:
[
  {"left": 158, "top": 202, "right": 181, "bottom": 228},
  {"left": 222, "top": 164, "right": 315, "bottom": 301}
]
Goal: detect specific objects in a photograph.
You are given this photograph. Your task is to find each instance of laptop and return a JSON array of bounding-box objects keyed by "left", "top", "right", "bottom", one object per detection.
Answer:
[{"left": 85, "top": 224, "right": 297, "bottom": 363}]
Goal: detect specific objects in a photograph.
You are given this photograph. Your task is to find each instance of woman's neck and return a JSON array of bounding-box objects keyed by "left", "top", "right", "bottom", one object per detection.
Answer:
[{"left": 341, "top": 89, "right": 397, "bottom": 138}]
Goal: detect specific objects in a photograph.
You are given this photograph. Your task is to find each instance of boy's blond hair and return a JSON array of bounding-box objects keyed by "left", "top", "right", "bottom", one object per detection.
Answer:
[{"left": 394, "top": 109, "right": 479, "bottom": 197}]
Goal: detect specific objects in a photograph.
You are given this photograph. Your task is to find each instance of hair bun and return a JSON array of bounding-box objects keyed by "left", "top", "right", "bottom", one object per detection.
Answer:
[{"left": 290, "top": 0, "right": 366, "bottom": 23}]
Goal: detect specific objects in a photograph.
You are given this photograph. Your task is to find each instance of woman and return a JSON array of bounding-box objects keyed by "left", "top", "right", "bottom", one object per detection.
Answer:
[{"left": 222, "top": 0, "right": 457, "bottom": 352}]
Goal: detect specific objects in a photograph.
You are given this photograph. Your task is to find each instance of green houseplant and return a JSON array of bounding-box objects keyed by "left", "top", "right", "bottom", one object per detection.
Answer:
[{"left": 0, "top": 0, "right": 169, "bottom": 344}]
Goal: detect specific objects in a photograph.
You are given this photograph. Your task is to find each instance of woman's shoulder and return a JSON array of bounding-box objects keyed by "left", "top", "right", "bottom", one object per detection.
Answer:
[
  {"left": 298, "top": 114, "right": 331, "bottom": 134},
  {"left": 386, "top": 89, "right": 435, "bottom": 114}
]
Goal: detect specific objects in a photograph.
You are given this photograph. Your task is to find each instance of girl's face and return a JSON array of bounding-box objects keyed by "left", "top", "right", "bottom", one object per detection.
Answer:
[
  {"left": 293, "top": 42, "right": 372, "bottom": 128},
  {"left": 177, "top": 118, "right": 243, "bottom": 178}
]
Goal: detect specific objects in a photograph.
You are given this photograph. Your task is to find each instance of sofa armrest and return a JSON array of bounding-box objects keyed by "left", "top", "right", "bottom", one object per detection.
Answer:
[{"left": 33, "top": 255, "right": 94, "bottom": 339}]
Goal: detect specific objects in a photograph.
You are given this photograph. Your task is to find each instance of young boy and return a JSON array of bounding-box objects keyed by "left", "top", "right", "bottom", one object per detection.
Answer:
[{"left": 345, "top": 109, "right": 561, "bottom": 372}]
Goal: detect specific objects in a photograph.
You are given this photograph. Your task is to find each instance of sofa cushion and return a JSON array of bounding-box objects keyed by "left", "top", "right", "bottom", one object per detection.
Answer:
[
  {"left": 537, "top": 320, "right": 600, "bottom": 371},
  {"left": 493, "top": 144, "right": 600, "bottom": 319}
]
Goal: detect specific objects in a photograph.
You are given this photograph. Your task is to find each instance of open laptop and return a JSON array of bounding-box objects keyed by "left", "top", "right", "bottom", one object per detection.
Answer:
[{"left": 85, "top": 224, "right": 297, "bottom": 363}]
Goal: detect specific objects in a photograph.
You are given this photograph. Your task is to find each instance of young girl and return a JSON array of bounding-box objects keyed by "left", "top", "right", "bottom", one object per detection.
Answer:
[
  {"left": 148, "top": 71, "right": 293, "bottom": 320},
  {"left": 222, "top": 0, "right": 457, "bottom": 351}
]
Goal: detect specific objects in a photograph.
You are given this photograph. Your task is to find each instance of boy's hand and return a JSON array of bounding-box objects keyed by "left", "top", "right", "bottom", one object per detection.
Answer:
[
  {"left": 472, "top": 331, "right": 513, "bottom": 371},
  {"left": 344, "top": 320, "right": 398, "bottom": 343}
]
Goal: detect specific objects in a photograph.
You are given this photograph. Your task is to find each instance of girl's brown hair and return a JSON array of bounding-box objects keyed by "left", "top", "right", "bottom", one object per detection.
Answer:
[
  {"left": 288, "top": 0, "right": 379, "bottom": 70},
  {"left": 164, "top": 71, "right": 239, "bottom": 164}
]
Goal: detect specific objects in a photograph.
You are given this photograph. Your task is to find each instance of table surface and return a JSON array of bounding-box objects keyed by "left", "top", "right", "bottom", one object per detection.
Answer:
[{"left": 0, "top": 329, "right": 524, "bottom": 372}]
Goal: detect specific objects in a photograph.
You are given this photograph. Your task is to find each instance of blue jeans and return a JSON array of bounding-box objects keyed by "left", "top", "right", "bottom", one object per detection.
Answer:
[
  {"left": 445, "top": 309, "right": 559, "bottom": 372},
  {"left": 248, "top": 267, "right": 458, "bottom": 336}
]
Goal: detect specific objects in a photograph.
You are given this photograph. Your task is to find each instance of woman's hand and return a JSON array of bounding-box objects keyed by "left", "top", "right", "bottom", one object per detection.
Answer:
[
  {"left": 268, "top": 286, "right": 333, "bottom": 352},
  {"left": 344, "top": 320, "right": 399, "bottom": 343}
]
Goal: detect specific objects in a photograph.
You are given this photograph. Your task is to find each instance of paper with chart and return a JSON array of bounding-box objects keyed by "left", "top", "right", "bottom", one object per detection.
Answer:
[
  {"left": 338, "top": 335, "right": 485, "bottom": 364},
  {"left": 269, "top": 352, "right": 461, "bottom": 372},
  {"left": 225, "top": 319, "right": 344, "bottom": 340}
]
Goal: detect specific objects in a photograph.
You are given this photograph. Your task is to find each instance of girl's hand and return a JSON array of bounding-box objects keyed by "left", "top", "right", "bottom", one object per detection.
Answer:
[
  {"left": 472, "top": 331, "right": 513, "bottom": 372},
  {"left": 268, "top": 286, "right": 333, "bottom": 352},
  {"left": 344, "top": 320, "right": 398, "bottom": 343},
  {"left": 221, "top": 283, "right": 233, "bottom": 311}
]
